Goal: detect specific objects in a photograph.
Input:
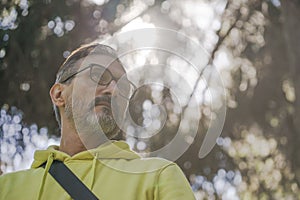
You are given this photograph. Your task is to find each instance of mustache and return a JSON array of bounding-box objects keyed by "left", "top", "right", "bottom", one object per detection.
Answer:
[{"left": 89, "top": 95, "right": 112, "bottom": 110}]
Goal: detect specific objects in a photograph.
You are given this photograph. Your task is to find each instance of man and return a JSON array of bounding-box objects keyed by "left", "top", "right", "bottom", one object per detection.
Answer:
[{"left": 0, "top": 43, "right": 195, "bottom": 199}]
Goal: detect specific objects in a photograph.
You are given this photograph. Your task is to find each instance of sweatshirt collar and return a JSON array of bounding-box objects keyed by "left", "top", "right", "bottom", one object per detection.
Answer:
[{"left": 31, "top": 140, "right": 140, "bottom": 168}]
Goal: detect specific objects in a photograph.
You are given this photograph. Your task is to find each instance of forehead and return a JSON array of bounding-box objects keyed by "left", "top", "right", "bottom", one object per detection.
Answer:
[{"left": 75, "top": 54, "right": 126, "bottom": 76}]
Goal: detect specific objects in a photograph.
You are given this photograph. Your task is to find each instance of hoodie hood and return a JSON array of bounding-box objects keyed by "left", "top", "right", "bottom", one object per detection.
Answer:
[{"left": 31, "top": 140, "right": 140, "bottom": 169}]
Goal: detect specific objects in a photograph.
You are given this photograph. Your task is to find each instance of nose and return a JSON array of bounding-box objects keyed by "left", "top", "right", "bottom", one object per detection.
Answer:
[{"left": 98, "top": 79, "right": 117, "bottom": 96}]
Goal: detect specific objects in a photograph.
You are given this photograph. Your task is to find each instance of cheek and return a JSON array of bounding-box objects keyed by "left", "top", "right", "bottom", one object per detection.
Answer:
[
  {"left": 73, "top": 84, "right": 94, "bottom": 99},
  {"left": 70, "top": 80, "right": 98, "bottom": 108},
  {"left": 71, "top": 92, "right": 91, "bottom": 109}
]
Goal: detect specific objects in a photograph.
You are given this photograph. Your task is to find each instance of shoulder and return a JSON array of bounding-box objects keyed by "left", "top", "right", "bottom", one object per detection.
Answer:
[
  {"left": 0, "top": 168, "right": 44, "bottom": 184},
  {"left": 0, "top": 168, "right": 45, "bottom": 199},
  {"left": 130, "top": 158, "right": 195, "bottom": 199}
]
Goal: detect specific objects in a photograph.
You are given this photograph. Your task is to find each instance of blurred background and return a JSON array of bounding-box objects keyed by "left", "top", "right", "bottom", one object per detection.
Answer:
[{"left": 1, "top": 0, "right": 300, "bottom": 199}]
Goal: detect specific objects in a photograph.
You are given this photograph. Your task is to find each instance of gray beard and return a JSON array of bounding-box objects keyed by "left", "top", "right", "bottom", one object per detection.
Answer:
[
  {"left": 65, "top": 96, "right": 118, "bottom": 140},
  {"left": 89, "top": 107, "right": 117, "bottom": 138}
]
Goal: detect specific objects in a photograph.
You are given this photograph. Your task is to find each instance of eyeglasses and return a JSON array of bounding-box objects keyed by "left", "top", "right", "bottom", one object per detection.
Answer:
[{"left": 59, "top": 63, "right": 136, "bottom": 100}]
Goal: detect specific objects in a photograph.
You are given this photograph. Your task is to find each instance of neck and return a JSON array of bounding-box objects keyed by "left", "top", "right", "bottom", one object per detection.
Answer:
[
  {"left": 59, "top": 119, "right": 109, "bottom": 156},
  {"left": 59, "top": 122, "right": 87, "bottom": 156}
]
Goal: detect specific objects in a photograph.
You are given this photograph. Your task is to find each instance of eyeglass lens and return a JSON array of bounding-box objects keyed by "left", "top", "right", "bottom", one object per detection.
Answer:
[{"left": 90, "top": 65, "right": 135, "bottom": 99}]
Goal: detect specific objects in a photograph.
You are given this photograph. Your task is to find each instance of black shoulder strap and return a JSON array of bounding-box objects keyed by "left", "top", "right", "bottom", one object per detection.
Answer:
[{"left": 42, "top": 160, "right": 99, "bottom": 200}]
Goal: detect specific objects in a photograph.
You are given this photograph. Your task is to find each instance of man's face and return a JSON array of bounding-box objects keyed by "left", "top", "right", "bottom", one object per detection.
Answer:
[{"left": 63, "top": 54, "right": 128, "bottom": 140}]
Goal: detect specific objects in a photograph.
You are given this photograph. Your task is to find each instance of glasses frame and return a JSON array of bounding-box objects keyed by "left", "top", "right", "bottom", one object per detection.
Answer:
[{"left": 59, "top": 63, "right": 136, "bottom": 100}]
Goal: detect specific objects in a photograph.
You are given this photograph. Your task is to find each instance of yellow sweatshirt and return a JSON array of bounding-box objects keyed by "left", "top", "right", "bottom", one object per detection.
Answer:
[{"left": 0, "top": 141, "right": 195, "bottom": 200}]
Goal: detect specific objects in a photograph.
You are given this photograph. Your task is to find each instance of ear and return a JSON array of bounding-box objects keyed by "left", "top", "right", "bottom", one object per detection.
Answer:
[{"left": 49, "top": 83, "right": 66, "bottom": 107}]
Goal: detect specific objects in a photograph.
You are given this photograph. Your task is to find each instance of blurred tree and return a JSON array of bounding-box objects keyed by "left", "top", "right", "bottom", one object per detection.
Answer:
[
  {"left": 221, "top": 0, "right": 300, "bottom": 186},
  {"left": 1, "top": 0, "right": 300, "bottom": 199},
  {"left": 198, "top": 0, "right": 300, "bottom": 198}
]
